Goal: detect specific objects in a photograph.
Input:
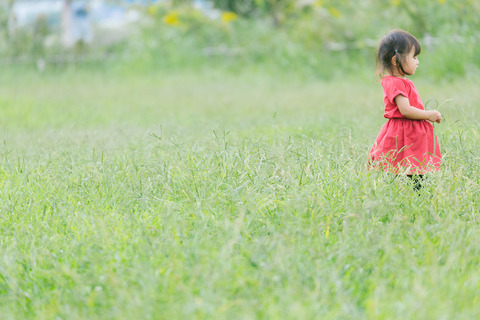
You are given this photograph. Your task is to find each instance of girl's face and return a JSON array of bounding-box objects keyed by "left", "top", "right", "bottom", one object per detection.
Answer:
[{"left": 395, "top": 47, "right": 419, "bottom": 76}]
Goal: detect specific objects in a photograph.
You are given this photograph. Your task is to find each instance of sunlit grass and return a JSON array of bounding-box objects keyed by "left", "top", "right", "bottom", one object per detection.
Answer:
[{"left": 0, "top": 68, "right": 479, "bottom": 319}]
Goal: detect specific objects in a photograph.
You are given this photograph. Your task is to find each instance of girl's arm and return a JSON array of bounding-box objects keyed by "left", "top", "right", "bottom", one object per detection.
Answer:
[{"left": 395, "top": 95, "right": 441, "bottom": 123}]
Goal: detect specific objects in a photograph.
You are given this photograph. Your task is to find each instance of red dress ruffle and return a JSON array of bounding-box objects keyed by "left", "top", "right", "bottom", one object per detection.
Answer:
[{"left": 369, "top": 76, "right": 441, "bottom": 174}]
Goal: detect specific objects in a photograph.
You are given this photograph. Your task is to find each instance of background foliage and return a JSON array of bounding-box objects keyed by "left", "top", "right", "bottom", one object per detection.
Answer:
[{"left": 1, "top": 0, "right": 479, "bottom": 78}]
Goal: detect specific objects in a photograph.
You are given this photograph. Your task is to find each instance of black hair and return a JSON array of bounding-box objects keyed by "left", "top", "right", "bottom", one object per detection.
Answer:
[{"left": 376, "top": 29, "right": 421, "bottom": 78}]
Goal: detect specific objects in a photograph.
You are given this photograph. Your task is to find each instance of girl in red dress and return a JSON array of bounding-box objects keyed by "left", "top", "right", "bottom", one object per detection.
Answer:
[{"left": 370, "top": 30, "right": 442, "bottom": 188}]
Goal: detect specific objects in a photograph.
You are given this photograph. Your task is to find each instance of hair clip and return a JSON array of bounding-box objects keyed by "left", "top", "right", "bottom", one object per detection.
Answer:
[{"left": 394, "top": 49, "right": 398, "bottom": 53}]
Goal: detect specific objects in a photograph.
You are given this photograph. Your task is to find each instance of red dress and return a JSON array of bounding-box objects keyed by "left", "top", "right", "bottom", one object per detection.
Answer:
[{"left": 370, "top": 76, "right": 441, "bottom": 174}]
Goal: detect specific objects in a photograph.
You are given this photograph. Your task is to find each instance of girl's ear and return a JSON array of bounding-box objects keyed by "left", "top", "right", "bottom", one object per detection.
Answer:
[{"left": 391, "top": 55, "right": 397, "bottom": 66}]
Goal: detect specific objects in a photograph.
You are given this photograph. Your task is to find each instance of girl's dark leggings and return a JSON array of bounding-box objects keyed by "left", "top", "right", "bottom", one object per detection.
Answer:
[{"left": 407, "top": 174, "right": 424, "bottom": 191}]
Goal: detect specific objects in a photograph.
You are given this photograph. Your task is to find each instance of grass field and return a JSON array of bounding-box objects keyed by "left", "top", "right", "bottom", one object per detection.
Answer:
[{"left": 0, "top": 67, "right": 480, "bottom": 319}]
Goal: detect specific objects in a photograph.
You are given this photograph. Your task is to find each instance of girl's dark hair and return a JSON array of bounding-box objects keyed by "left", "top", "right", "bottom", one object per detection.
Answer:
[{"left": 376, "top": 29, "right": 421, "bottom": 78}]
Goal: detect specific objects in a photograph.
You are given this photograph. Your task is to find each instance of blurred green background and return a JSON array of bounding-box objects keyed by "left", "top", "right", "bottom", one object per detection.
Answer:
[{"left": 1, "top": 0, "right": 479, "bottom": 79}]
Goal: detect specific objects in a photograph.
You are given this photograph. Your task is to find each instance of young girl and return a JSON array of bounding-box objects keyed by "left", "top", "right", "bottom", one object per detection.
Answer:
[{"left": 370, "top": 30, "right": 442, "bottom": 185}]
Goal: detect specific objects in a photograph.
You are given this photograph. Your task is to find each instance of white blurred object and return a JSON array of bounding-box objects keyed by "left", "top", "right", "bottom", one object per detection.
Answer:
[
  {"left": 193, "top": 0, "right": 220, "bottom": 20},
  {"left": 71, "top": 1, "right": 92, "bottom": 43},
  {"left": 91, "top": 0, "right": 127, "bottom": 29},
  {"left": 62, "top": 0, "right": 93, "bottom": 47},
  {"left": 11, "top": 0, "right": 63, "bottom": 28}
]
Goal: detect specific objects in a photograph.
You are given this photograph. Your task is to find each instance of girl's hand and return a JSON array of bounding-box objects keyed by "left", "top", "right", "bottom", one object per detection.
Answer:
[{"left": 428, "top": 110, "right": 442, "bottom": 123}]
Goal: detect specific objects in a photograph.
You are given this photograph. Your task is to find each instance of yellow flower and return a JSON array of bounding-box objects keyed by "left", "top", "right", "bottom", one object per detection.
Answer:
[
  {"left": 438, "top": 0, "right": 446, "bottom": 3},
  {"left": 328, "top": 7, "right": 341, "bottom": 18},
  {"left": 324, "top": 225, "right": 330, "bottom": 238},
  {"left": 163, "top": 11, "right": 180, "bottom": 26},
  {"left": 221, "top": 11, "right": 237, "bottom": 24},
  {"left": 392, "top": 0, "right": 401, "bottom": 6},
  {"left": 313, "top": 0, "right": 323, "bottom": 7}
]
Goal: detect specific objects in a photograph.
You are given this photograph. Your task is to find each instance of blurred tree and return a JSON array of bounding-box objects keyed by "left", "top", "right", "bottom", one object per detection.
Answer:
[
  {"left": 211, "top": 0, "right": 258, "bottom": 17},
  {"left": 0, "top": 0, "right": 15, "bottom": 42},
  {"left": 172, "top": 0, "right": 192, "bottom": 5},
  {"left": 31, "top": 14, "right": 49, "bottom": 55},
  {"left": 211, "top": 0, "right": 297, "bottom": 26},
  {"left": 257, "top": 0, "right": 293, "bottom": 27}
]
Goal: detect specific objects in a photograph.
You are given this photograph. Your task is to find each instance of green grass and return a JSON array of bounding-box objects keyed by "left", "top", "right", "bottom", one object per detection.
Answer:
[{"left": 0, "top": 67, "right": 480, "bottom": 319}]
